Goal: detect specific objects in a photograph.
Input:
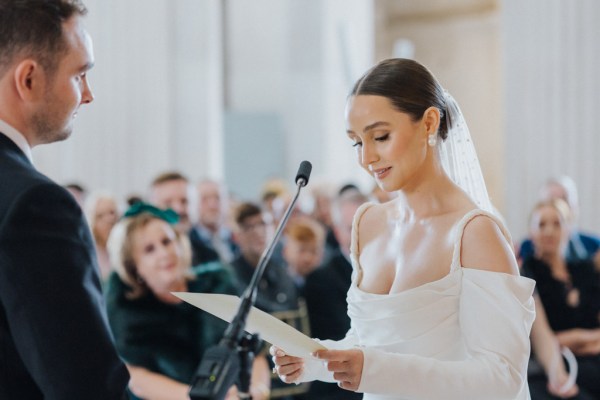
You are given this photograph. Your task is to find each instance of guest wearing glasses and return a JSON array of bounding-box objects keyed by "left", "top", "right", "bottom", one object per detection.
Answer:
[{"left": 230, "top": 202, "right": 308, "bottom": 399}]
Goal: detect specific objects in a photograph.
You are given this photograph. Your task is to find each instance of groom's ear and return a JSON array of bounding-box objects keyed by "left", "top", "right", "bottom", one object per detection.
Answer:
[
  {"left": 422, "top": 106, "right": 441, "bottom": 134},
  {"left": 14, "top": 59, "right": 49, "bottom": 103}
]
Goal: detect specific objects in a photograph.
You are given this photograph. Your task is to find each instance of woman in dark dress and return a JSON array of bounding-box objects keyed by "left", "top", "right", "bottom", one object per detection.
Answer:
[
  {"left": 105, "top": 204, "right": 270, "bottom": 400},
  {"left": 522, "top": 199, "right": 600, "bottom": 399}
]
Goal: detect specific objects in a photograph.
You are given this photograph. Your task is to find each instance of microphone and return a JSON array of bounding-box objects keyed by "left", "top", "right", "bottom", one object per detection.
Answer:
[
  {"left": 189, "top": 161, "right": 312, "bottom": 400},
  {"left": 295, "top": 160, "right": 312, "bottom": 187}
]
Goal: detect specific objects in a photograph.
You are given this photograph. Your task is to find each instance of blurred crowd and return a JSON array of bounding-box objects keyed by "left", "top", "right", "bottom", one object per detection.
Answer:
[{"left": 69, "top": 173, "right": 599, "bottom": 400}]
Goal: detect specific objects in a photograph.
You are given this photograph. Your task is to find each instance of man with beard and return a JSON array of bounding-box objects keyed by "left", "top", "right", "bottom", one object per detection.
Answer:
[{"left": 0, "top": 1, "right": 129, "bottom": 398}]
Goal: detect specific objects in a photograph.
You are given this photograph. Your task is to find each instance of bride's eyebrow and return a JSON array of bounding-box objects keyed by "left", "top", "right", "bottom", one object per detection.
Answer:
[
  {"left": 346, "top": 121, "right": 391, "bottom": 136},
  {"left": 363, "top": 121, "right": 390, "bottom": 133}
]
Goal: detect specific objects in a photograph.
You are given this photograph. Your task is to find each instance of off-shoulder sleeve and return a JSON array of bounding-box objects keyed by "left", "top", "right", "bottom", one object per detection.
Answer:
[{"left": 357, "top": 270, "right": 536, "bottom": 399}]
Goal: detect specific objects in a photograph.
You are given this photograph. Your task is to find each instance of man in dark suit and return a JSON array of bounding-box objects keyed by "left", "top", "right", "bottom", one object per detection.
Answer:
[
  {"left": 304, "top": 188, "right": 367, "bottom": 400},
  {"left": 0, "top": 1, "right": 129, "bottom": 399},
  {"left": 230, "top": 202, "right": 308, "bottom": 399},
  {"left": 194, "top": 178, "right": 240, "bottom": 264}
]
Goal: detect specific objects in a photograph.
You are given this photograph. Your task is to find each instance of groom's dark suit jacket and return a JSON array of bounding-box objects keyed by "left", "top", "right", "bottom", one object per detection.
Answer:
[{"left": 0, "top": 133, "right": 129, "bottom": 399}]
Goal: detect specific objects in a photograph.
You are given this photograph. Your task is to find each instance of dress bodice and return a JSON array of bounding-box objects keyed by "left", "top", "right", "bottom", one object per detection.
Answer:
[
  {"left": 346, "top": 204, "right": 495, "bottom": 359},
  {"left": 348, "top": 268, "right": 464, "bottom": 360},
  {"left": 304, "top": 203, "right": 536, "bottom": 400}
]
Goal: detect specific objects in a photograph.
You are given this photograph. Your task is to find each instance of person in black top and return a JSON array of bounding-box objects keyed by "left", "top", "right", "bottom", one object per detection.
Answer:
[
  {"left": 522, "top": 199, "right": 600, "bottom": 399},
  {"left": 519, "top": 176, "right": 600, "bottom": 263}
]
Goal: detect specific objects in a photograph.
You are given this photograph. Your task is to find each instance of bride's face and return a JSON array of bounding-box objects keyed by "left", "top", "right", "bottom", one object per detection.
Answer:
[{"left": 345, "top": 95, "right": 428, "bottom": 192}]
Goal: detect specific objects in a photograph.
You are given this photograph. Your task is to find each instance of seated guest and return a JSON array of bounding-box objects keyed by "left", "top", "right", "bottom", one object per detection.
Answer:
[
  {"left": 84, "top": 191, "right": 120, "bottom": 281},
  {"left": 194, "top": 178, "right": 239, "bottom": 264},
  {"left": 105, "top": 203, "right": 270, "bottom": 400},
  {"left": 230, "top": 202, "right": 307, "bottom": 399},
  {"left": 149, "top": 171, "right": 220, "bottom": 265},
  {"left": 230, "top": 202, "right": 299, "bottom": 313},
  {"left": 282, "top": 216, "right": 325, "bottom": 293},
  {"left": 519, "top": 176, "right": 600, "bottom": 262},
  {"left": 63, "top": 181, "right": 87, "bottom": 208},
  {"left": 522, "top": 199, "right": 600, "bottom": 398},
  {"left": 309, "top": 181, "right": 339, "bottom": 261},
  {"left": 260, "top": 178, "right": 291, "bottom": 227},
  {"left": 529, "top": 294, "right": 587, "bottom": 399},
  {"left": 126, "top": 194, "right": 144, "bottom": 207},
  {"left": 303, "top": 189, "right": 367, "bottom": 400}
]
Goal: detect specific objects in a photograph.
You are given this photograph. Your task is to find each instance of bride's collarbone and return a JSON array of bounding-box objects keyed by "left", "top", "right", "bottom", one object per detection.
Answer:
[
  {"left": 356, "top": 208, "right": 467, "bottom": 294},
  {"left": 363, "top": 215, "right": 457, "bottom": 257},
  {"left": 359, "top": 222, "right": 454, "bottom": 294},
  {"left": 358, "top": 255, "right": 454, "bottom": 295},
  {"left": 358, "top": 233, "right": 455, "bottom": 295}
]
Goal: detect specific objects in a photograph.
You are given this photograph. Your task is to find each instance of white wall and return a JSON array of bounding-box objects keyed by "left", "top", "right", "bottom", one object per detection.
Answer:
[
  {"left": 503, "top": 0, "right": 600, "bottom": 240},
  {"left": 32, "top": 0, "right": 224, "bottom": 199},
  {"left": 29, "top": 0, "right": 600, "bottom": 238},
  {"left": 373, "top": 3, "right": 505, "bottom": 212},
  {"left": 224, "top": 0, "right": 374, "bottom": 199},
  {"left": 32, "top": 0, "right": 374, "bottom": 202}
]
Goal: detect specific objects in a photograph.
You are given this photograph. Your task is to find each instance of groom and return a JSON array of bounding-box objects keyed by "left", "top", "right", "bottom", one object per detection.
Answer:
[{"left": 0, "top": 1, "right": 129, "bottom": 399}]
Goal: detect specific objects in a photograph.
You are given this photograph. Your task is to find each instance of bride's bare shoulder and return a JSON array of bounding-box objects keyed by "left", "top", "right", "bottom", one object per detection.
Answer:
[
  {"left": 355, "top": 201, "right": 390, "bottom": 228},
  {"left": 354, "top": 201, "right": 392, "bottom": 245},
  {"left": 460, "top": 214, "right": 519, "bottom": 275}
]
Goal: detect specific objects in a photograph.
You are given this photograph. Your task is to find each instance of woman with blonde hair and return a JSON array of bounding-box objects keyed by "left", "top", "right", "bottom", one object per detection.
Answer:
[
  {"left": 105, "top": 203, "right": 270, "bottom": 400},
  {"left": 523, "top": 199, "right": 600, "bottom": 398},
  {"left": 84, "top": 191, "right": 120, "bottom": 281}
]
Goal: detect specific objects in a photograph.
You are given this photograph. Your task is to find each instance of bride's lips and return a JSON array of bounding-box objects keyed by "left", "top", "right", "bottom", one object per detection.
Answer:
[{"left": 372, "top": 167, "right": 391, "bottom": 180}]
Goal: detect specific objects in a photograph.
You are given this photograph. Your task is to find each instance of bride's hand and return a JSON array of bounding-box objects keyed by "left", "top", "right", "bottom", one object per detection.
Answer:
[
  {"left": 270, "top": 345, "right": 305, "bottom": 383},
  {"left": 313, "top": 348, "right": 364, "bottom": 391}
]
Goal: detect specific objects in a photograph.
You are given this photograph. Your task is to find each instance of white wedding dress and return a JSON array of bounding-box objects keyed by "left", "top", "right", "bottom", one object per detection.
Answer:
[{"left": 301, "top": 204, "right": 536, "bottom": 400}]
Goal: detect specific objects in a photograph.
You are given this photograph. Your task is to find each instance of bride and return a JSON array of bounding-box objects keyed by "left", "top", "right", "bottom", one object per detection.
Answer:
[{"left": 271, "top": 58, "right": 536, "bottom": 399}]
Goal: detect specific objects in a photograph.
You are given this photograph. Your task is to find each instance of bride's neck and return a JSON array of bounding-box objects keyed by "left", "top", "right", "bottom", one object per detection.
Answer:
[{"left": 393, "top": 170, "right": 460, "bottom": 221}]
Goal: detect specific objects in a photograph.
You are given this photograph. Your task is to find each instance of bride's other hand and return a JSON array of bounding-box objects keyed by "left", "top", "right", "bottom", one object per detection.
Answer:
[
  {"left": 313, "top": 348, "right": 363, "bottom": 391},
  {"left": 270, "top": 345, "right": 305, "bottom": 383}
]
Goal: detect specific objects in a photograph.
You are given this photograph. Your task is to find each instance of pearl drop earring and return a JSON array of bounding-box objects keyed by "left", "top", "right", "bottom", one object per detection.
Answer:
[{"left": 428, "top": 133, "right": 437, "bottom": 147}]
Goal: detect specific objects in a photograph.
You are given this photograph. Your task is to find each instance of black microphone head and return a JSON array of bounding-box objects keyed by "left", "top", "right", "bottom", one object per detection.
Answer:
[{"left": 295, "top": 160, "right": 312, "bottom": 186}]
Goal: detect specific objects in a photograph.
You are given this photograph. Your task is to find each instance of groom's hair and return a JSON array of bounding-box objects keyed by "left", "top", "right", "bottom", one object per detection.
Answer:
[{"left": 0, "top": 0, "right": 87, "bottom": 77}]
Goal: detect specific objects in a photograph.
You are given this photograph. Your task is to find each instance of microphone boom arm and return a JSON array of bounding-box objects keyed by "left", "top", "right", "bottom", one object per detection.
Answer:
[{"left": 189, "top": 161, "right": 312, "bottom": 400}]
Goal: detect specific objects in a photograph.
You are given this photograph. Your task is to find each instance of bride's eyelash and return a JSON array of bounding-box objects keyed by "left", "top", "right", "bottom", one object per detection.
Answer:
[
  {"left": 375, "top": 133, "right": 390, "bottom": 142},
  {"left": 350, "top": 132, "right": 389, "bottom": 147}
]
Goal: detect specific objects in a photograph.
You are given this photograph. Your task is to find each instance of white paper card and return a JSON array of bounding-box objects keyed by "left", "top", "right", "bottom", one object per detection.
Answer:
[{"left": 172, "top": 292, "right": 326, "bottom": 357}]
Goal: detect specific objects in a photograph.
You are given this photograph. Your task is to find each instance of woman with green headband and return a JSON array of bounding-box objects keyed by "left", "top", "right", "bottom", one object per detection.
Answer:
[{"left": 105, "top": 203, "right": 271, "bottom": 400}]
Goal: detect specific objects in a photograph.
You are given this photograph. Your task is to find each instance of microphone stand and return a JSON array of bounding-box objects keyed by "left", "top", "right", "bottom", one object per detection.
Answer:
[{"left": 189, "top": 161, "right": 312, "bottom": 400}]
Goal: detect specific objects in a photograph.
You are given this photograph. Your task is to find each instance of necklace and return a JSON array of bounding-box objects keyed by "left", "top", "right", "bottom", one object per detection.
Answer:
[{"left": 549, "top": 259, "right": 580, "bottom": 308}]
